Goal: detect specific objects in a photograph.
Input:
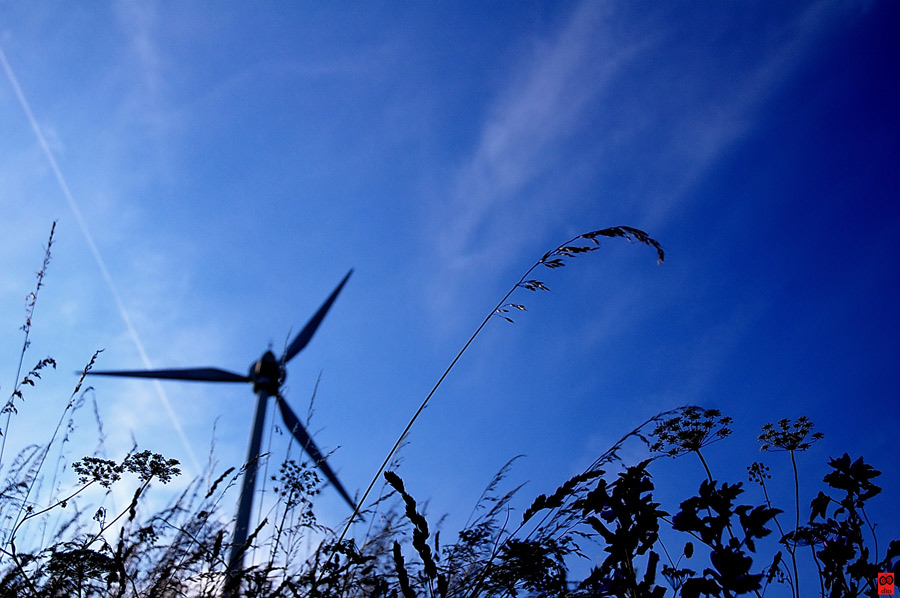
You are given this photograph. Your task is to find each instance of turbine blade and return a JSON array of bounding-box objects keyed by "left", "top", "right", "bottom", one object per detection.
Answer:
[
  {"left": 275, "top": 394, "right": 355, "bottom": 510},
  {"left": 282, "top": 270, "right": 353, "bottom": 364},
  {"left": 88, "top": 367, "right": 251, "bottom": 383}
]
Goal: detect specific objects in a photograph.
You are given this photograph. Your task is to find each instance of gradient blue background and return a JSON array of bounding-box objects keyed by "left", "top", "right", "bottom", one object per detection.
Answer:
[{"left": 1, "top": 0, "right": 897, "bottom": 579}]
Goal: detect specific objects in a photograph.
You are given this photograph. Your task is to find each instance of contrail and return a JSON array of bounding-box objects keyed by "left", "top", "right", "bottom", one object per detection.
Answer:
[{"left": 0, "top": 43, "right": 201, "bottom": 475}]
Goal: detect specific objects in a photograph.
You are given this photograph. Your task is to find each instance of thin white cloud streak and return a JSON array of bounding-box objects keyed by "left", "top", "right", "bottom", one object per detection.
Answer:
[{"left": 0, "top": 42, "right": 201, "bottom": 475}]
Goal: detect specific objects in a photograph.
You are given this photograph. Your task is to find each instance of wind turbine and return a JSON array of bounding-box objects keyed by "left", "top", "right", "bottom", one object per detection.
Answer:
[{"left": 87, "top": 270, "right": 355, "bottom": 583}]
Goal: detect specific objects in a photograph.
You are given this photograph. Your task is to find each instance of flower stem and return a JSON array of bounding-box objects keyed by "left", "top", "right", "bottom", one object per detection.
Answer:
[
  {"left": 696, "top": 449, "right": 713, "bottom": 483},
  {"left": 790, "top": 450, "right": 800, "bottom": 598}
]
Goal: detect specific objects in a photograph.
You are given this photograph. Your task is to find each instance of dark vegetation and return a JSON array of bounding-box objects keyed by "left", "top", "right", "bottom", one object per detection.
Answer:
[{"left": 0, "top": 224, "right": 896, "bottom": 597}]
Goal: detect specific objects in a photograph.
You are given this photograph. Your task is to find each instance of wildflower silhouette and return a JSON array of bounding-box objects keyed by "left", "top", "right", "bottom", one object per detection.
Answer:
[
  {"left": 757, "top": 416, "right": 824, "bottom": 597},
  {"left": 650, "top": 406, "right": 733, "bottom": 481}
]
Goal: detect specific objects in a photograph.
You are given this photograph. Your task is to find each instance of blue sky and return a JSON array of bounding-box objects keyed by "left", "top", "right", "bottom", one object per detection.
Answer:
[{"left": 1, "top": 0, "right": 898, "bottom": 573}]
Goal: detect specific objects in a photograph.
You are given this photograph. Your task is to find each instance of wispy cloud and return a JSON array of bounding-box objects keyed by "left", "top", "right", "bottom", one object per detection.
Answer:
[
  {"left": 435, "top": 3, "right": 642, "bottom": 269},
  {"left": 421, "top": 3, "right": 653, "bottom": 330},
  {"left": 637, "top": 0, "right": 866, "bottom": 229},
  {"left": 425, "top": 0, "right": 860, "bottom": 327},
  {"left": 115, "top": 2, "right": 164, "bottom": 97},
  {"left": 0, "top": 42, "right": 202, "bottom": 475}
]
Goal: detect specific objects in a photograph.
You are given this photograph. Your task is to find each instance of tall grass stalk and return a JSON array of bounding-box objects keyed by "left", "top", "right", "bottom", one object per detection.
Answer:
[
  {"left": 6, "top": 351, "right": 101, "bottom": 551},
  {"left": 0, "top": 222, "right": 56, "bottom": 469},
  {"left": 328, "top": 226, "right": 664, "bottom": 568}
]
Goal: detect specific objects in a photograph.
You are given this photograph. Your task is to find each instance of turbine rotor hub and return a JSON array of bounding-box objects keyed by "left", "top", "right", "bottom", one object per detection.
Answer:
[{"left": 250, "top": 350, "right": 283, "bottom": 394}]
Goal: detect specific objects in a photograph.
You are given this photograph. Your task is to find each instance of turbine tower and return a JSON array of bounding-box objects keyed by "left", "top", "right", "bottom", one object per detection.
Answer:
[{"left": 88, "top": 270, "right": 355, "bottom": 592}]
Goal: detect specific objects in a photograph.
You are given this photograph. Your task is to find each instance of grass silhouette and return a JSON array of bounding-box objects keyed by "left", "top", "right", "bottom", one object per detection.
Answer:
[{"left": 1, "top": 224, "right": 895, "bottom": 597}]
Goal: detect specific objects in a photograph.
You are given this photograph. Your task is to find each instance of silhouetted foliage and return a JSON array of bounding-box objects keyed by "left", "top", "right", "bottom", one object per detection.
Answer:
[{"left": 2, "top": 226, "right": 896, "bottom": 597}]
